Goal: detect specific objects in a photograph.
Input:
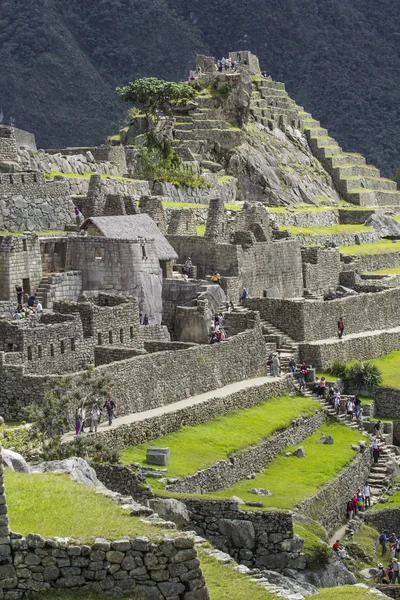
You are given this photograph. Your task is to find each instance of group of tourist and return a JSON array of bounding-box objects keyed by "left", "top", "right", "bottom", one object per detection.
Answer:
[
  {"left": 375, "top": 532, "right": 400, "bottom": 584},
  {"left": 209, "top": 312, "right": 226, "bottom": 344},
  {"left": 13, "top": 284, "right": 43, "bottom": 319},
  {"left": 267, "top": 352, "right": 282, "bottom": 377},
  {"left": 75, "top": 398, "right": 117, "bottom": 435},
  {"left": 345, "top": 484, "right": 371, "bottom": 521},
  {"left": 216, "top": 57, "right": 238, "bottom": 72}
]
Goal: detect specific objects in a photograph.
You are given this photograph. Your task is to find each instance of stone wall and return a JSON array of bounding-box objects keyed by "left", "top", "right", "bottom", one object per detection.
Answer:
[
  {"left": 338, "top": 209, "right": 378, "bottom": 225},
  {"left": 0, "top": 328, "right": 268, "bottom": 420},
  {"left": 183, "top": 499, "right": 305, "bottom": 570},
  {"left": 341, "top": 251, "right": 400, "bottom": 274},
  {"left": 365, "top": 508, "right": 400, "bottom": 537},
  {"left": 67, "top": 376, "right": 290, "bottom": 451},
  {"left": 0, "top": 126, "right": 18, "bottom": 162},
  {"left": 374, "top": 387, "right": 400, "bottom": 419},
  {"left": 94, "top": 346, "right": 145, "bottom": 366},
  {"left": 298, "top": 326, "right": 400, "bottom": 368},
  {"left": 301, "top": 247, "right": 341, "bottom": 296},
  {"left": 153, "top": 177, "right": 237, "bottom": 206},
  {"left": 144, "top": 341, "right": 196, "bottom": 353},
  {"left": 0, "top": 451, "right": 209, "bottom": 599},
  {"left": 272, "top": 210, "right": 339, "bottom": 228},
  {"left": 0, "top": 172, "right": 74, "bottom": 232},
  {"left": 296, "top": 449, "right": 373, "bottom": 535},
  {"left": 39, "top": 271, "right": 82, "bottom": 309},
  {"left": 68, "top": 177, "right": 151, "bottom": 200},
  {"left": 168, "top": 410, "right": 324, "bottom": 494},
  {"left": 91, "top": 463, "right": 154, "bottom": 501},
  {"left": 289, "top": 230, "right": 378, "bottom": 248},
  {"left": 246, "top": 289, "right": 400, "bottom": 342},
  {"left": 167, "top": 236, "right": 304, "bottom": 300},
  {"left": 0, "top": 235, "right": 43, "bottom": 302}
]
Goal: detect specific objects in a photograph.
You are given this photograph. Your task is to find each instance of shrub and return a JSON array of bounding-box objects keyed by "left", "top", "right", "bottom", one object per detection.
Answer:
[
  {"left": 210, "top": 80, "right": 232, "bottom": 100},
  {"left": 41, "top": 436, "right": 119, "bottom": 464},
  {"left": 324, "top": 359, "right": 348, "bottom": 379},
  {"left": 345, "top": 361, "right": 382, "bottom": 390}
]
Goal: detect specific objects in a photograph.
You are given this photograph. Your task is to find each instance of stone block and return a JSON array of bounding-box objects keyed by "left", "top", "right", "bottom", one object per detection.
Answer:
[{"left": 146, "top": 448, "right": 170, "bottom": 466}]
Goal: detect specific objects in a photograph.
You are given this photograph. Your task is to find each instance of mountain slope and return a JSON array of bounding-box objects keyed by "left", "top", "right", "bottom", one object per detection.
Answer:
[{"left": 0, "top": 0, "right": 399, "bottom": 175}]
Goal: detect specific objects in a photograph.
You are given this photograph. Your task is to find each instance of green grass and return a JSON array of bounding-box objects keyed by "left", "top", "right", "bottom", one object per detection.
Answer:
[
  {"left": 361, "top": 351, "right": 400, "bottom": 389},
  {"left": 0, "top": 230, "right": 65, "bottom": 236},
  {"left": 316, "top": 372, "right": 337, "bottom": 383},
  {"left": 34, "top": 594, "right": 140, "bottom": 600},
  {"left": 46, "top": 170, "right": 138, "bottom": 182},
  {"left": 121, "top": 395, "right": 321, "bottom": 478},
  {"left": 293, "top": 521, "right": 330, "bottom": 570},
  {"left": 196, "top": 224, "right": 206, "bottom": 236},
  {"left": 318, "top": 586, "right": 382, "bottom": 600},
  {"left": 162, "top": 201, "right": 209, "bottom": 209},
  {"left": 5, "top": 471, "right": 163, "bottom": 542},
  {"left": 347, "top": 523, "right": 380, "bottom": 574},
  {"left": 364, "top": 265, "right": 400, "bottom": 276},
  {"left": 280, "top": 224, "right": 372, "bottom": 236},
  {"left": 205, "top": 422, "right": 368, "bottom": 509},
  {"left": 217, "top": 175, "right": 234, "bottom": 184},
  {"left": 198, "top": 546, "right": 278, "bottom": 600},
  {"left": 339, "top": 239, "right": 400, "bottom": 256}
]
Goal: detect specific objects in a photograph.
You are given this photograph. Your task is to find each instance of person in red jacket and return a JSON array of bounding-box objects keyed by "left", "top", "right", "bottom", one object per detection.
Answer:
[{"left": 332, "top": 540, "right": 340, "bottom": 552}]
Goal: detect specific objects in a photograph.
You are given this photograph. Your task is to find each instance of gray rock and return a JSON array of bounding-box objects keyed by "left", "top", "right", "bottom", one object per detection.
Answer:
[
  {"left": 231, "top": 496, "right": 245, "bottom": 504},
  {"left": 293, "top": 447, "right": 306, "bottom": 458},
  {"left": 245, "top": 501, "right": 264, "bottom": 507},
  {"left": 147, "top": 498, "right": 189, "bottom": 528},
  {"left": 320, "top": 435, "right": 334, "bottom": 445},
  {"left": 257, "top": 569, "right": 318, "bottom": 598},
  {"left": 294, "top": 553, "right": 356, "bottom": 588},
  {"left": 2, "top": 449, "right": 30, "bottom": 472},
  {"left": 218, "top": 519, "right": 256, "bottom": 549},
  {"left": 248, "top": 488, "right": 272, "bottom": 496},
  {"left": 31, "top": 458, "right": 103, "bottom": 488},
  {"left": 205, "top": 549, "right": 234, "bottom": 563},
  {"left": 365, "top": 213, "right": 400, "bottom": 238}
]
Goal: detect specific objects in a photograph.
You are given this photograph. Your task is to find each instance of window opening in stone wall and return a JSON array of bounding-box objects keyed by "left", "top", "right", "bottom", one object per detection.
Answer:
[
  {"left": 54, "top": 243, "right": 60, "bottom": 254},
  {"left": 38, "top": 345, "right": 42, "bottom": 358},
  {"left": 27, "top": 346, "right": 32, "bottom": 360},
  {"left": 22, "top": 239, "right": 27, "bottom": 251},
  {"left": 95, "top": 247, "right": 104, "bottom": 260},
  {"left": 120, "top": 329, "right": 124, "bottom": 343},
  {"left": 21, "top": 175, "right": 25, "bottom": 184},
  {"left": 141, "top": 245, "right": 147, "bottom": 259},
  {"left": 186, "top": 221, "right": 189, "bottom": 230},
  {"left": 50, "top": 344, "right": 54, "bottom": 357},
  {"left": 44, "top": 243, "right": 49, "bottom": 254},
  {"left": 98, "top": 332, "right": 102, "bottom": 345},
  {"left": 109, "top": 331, "right": 113, "bottom": 344},
  {"left": 7, "top": 343, "right": 13, "bottom": 352},
  {"left": 130, "top": 326, "right": 134, "bottom": 339},
  {"left": 60, "top": 340, "right": 65, "bottom": 354},
  {"left": 71, "top": 338, "right": 76, "bottom": 351}
]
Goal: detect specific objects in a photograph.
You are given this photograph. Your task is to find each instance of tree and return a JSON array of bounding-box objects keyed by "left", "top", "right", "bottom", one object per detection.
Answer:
[{"left": 116, "top": 77, "right": 197, "bottom": 120}]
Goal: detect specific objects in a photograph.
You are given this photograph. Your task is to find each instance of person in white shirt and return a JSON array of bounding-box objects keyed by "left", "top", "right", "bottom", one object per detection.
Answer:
[{"left": 363, "top": 483, "right": 371, "bottom": 508}]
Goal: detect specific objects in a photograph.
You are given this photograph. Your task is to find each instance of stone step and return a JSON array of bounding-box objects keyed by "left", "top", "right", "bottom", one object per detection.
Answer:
[
  {"left": 309, "top": 135, "right": 339, "bottom": 149},
  {"left": 304, "top": 126, "right": 329, "bottom": 138},
  {"left": 327, "top": 153, "right": 367, "bottom": 168},
  {"left": 338, "top": 176, "right": 397, "bottom": 194},
  {"left": 333, "top": 164, "right": 381, "bottom": 179}
]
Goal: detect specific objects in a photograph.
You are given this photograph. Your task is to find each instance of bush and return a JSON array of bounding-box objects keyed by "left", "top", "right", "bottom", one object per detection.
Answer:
[
  {"left": 294, "top": 521, "right": 330, "bottom": 570},
  {"left": 41, "top": 436, "right": 119, "bottom": 464},
  {"left": 0, "top": 424, "right": 43, "bottom": 462},
  {"left": 345, "top": 361, "right": 382, "bottom": 390},
  {"left": 210, "top": 80, "right": 232, "bottom": 100},
  {"left": 324, "top": 359, "right": 348, "bottom": 379}
]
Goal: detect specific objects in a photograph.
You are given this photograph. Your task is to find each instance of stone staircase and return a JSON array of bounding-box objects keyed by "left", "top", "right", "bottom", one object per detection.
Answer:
[
  {"left": 35, "top": 275, "right": 53, "bottom": 308},
  {"left": 259, "top": 319, "right": 299, "bottom": 368},
  {"left": 303, "top": 115, "right": 400, "bottom": 207},
  {"left": 250, "top": 79, "right": 304, "bottom": 130},
  {"left": 300, "top": 387, "right": 399, "bottom": 501}
]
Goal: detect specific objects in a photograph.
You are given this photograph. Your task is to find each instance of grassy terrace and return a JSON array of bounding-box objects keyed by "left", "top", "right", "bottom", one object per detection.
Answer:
[
  {"left": 0, "top": 230, "right": 65, "bottom": 236},
  {"left": 5, "top": 471, "right": 163, "bottom": 542},
  {"left": 279, "top": 224, "right": 372, "bottom": 235},
  {"left": 46, "top": 170, "right": 137, "bottom": 182},
  {"left": 340, "top": 239, "right": 400, "bottom": 255},
  {"left": 366, "top": 351, "right": 400, "bottom": 389},
  {"left": 121, "top": 395, "right": 321, "bottom": 477},
  {"left": 364, "top": 265, "right": 400, "bottom": 275},
  {"left": 204, "top": 422, "right": 368, "bottom": 509}
]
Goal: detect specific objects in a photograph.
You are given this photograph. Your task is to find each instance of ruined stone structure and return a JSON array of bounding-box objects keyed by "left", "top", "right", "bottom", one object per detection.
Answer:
[
  {"left": 0, "top": 234, "right": 42, "bottom": 301},
  {"left": 167, "top": 209, "right": 197, "bottom": 236},
  {"left": 139, "top": 196, "right": 168, "bottom": 234}
]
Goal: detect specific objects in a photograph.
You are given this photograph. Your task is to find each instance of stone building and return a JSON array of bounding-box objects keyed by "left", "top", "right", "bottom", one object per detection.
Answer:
[{"left": 0, "top": 234, "right": 42, "bottom": 301}]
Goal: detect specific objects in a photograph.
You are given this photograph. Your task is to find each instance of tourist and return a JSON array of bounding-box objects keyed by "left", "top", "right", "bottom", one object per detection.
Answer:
[
  {"left": 357, "top": 488, "right": 365, "bottom": 512},
  {"left": 394, "top": 537, "right": 400, "bottom": 560},
  {"left": 78, "top": 405, "right": 86, "bottom": 434},
  {"left": 210, "top": 271, "right": 221, "bottom": 284},
  {"left": 318, "top": 377, "right": 326, "bottom": 398},
  {"left": 346, "top": 398, "right": 354, "bottom": 419},
  {"left": 183, "top": 257, "right": 192, "bottom": 276},
  {"left": 75, "top": 410, "right": 81, "bottom": 436},
  {"left": 372, "top": 440, "right": 380, "bottom": 464},
  {"left": 35, "top": 301, "right": 43, "bottom": 314},
  {"left": 229, "top": 300, "right": 235, "bottom": 312},
  {"left": 357, "top": 407, "right": 364, "bottom": 429},
  {"left": 90, "top": 402, "right": 101, "bottom": 433},
  {"left": 143, "top": 314, "right": 149, "bottom": 326},
  {"left": 363, "top": 483, "right": 371, "bottom": 508},
  {"left": 374, "top": 420, "right": 384, "bottom": 441},
  {"left": 288, "top": 358, "right": 296, "bottom": 374},
  {"left": 338, "top": 316, "right": 344, "bottom": 339},
  {"left": 26, "top": 293, "right": 37, "bottom": 308},
  {"left": 104, "top": 398, "right": 117, "bottom": 426},
  {"left": 267, "top": 353, "right": 274, "bottom": 376},
  {"left": 393, "top": 558, "right": 400, "bottom": 583},
  {"left": 375, "top": 563, "right": 388, "bottom": 584},
  {"left": 332, "top": 540, "right": 340, "bottom": 553},
  {"left": 334, "top": 392, "right": 341, "bottom": 415},
  {"left": 239, "top": 287, "right": 247, "bottom": 303},
  {"left": 346, "top": 499, "right": 353, "bottom": 520},
  {"left": 273, "top": 353, "right": 281, "bottom": 378},
  {"left": 351, "top": 493, "right": 358, "bottom": 516},
  {"left": 354, "top": 395, "right": 361, "bottom": 417},
  {"left": 297, "top": 369, "right": 305, "bottom": 390},
  {"left": 15, "top": 283, "right": 23, "bottom": 308},
  {"left": 338, "top": 546, "right": 350, "bottom": 559},
  {"left": 379, "top": 531, "right": 387, "bottom": 556},
  {"left": 209, "top": 333, "right": 218, "bottom": 344},
  {"left": 387, "top": 562, "right": 395, "bottom": 583},
  {"left": 312, "top": 377, "right": 320, "bottom": 394}
]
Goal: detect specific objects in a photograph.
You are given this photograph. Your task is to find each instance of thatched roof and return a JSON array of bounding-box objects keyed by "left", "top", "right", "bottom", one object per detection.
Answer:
[{"left": 81, "top": 214, "right": 178, "bottom": 261}]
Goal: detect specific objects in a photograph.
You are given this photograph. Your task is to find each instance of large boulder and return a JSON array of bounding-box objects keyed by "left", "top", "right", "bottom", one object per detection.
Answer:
[
  {"left": 294, "top": 553, "right": 356, "bottom": 588},
  {"left": 31, "top": 457, "right": 103, "bottom": 488},
  {"left": 218, "top": 518, "right": 256, "bottom": 549},
  {"left": 147, "top": 498, "right": 190, "bottom": 528},
  {"left": 365, "top": 213, "right": 400, "bottom": 238},
  {"left": 2, "top": 449, "right": 30, "bottom": 472}
]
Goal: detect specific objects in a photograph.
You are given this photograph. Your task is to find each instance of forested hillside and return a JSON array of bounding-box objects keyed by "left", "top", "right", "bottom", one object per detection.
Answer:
[{"left": 0, "top": 0, "right": 399, "bottom": 175}]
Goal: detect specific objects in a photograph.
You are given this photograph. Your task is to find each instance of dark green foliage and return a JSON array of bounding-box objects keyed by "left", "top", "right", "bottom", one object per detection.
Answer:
[
  {"left": 345, "top": 361, "right": 383, "bottom": 390},
  {"left": 324, "top": 359, "right": 348, "bottom": 379},
  {"left": 210, "top": 80, "right": 232, "bottom": 100},
  {"left": 116, "top": 77, "right": 197, "bottom": 119},
  {"left": 0, "top": 0, "right": 399, "bottom": 175},
  {"left": 41, "top": 436, "right": 120, "bottom": 464}
]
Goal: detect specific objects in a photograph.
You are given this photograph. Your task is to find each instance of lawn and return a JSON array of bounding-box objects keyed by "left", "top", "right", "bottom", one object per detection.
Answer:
[
  {"left": 339, "top": 239, "right": 400, "bottom": 256},
  {"left": 280, "top": 224, "right": 372, "bottom": 235},
  {"left": 196, "top": 224, "right": 206, "bottom": 236},
  {"left": 121, "top": 395, "right": 321, "bottom": 478},
  {"left": 46, "top": 171, "right": 138, "bottom": 182},
  {"left": 0, "top": 230, "right": 65, "bottom": 236},
  {"left": 318, "top": 586, "right": 383, "bottom": 600},
  {"left": 364, "top": 265, "right": 400, "bottom": 275},
  {"left": 362, "top": 351, "right": 400, "bottom": 389},
  {"left": 5, "top": 471, "right": 162, "bottom": 542},
  {"left": 205, "top": 422, "right": 368, "bottom": 509}
]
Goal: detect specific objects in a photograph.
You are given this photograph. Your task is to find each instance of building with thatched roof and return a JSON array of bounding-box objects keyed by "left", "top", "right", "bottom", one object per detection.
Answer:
[{"left": 64, "top": 215, "right": 177, "bottom": 324}]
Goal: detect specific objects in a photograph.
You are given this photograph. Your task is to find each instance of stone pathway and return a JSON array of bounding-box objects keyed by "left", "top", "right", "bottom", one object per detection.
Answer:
[
  {"left": 63, "top": 375, "right": 288, "bottom": 443},
  {"left": 301, "top": 325, "right": 400, "bottom": 348}
]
